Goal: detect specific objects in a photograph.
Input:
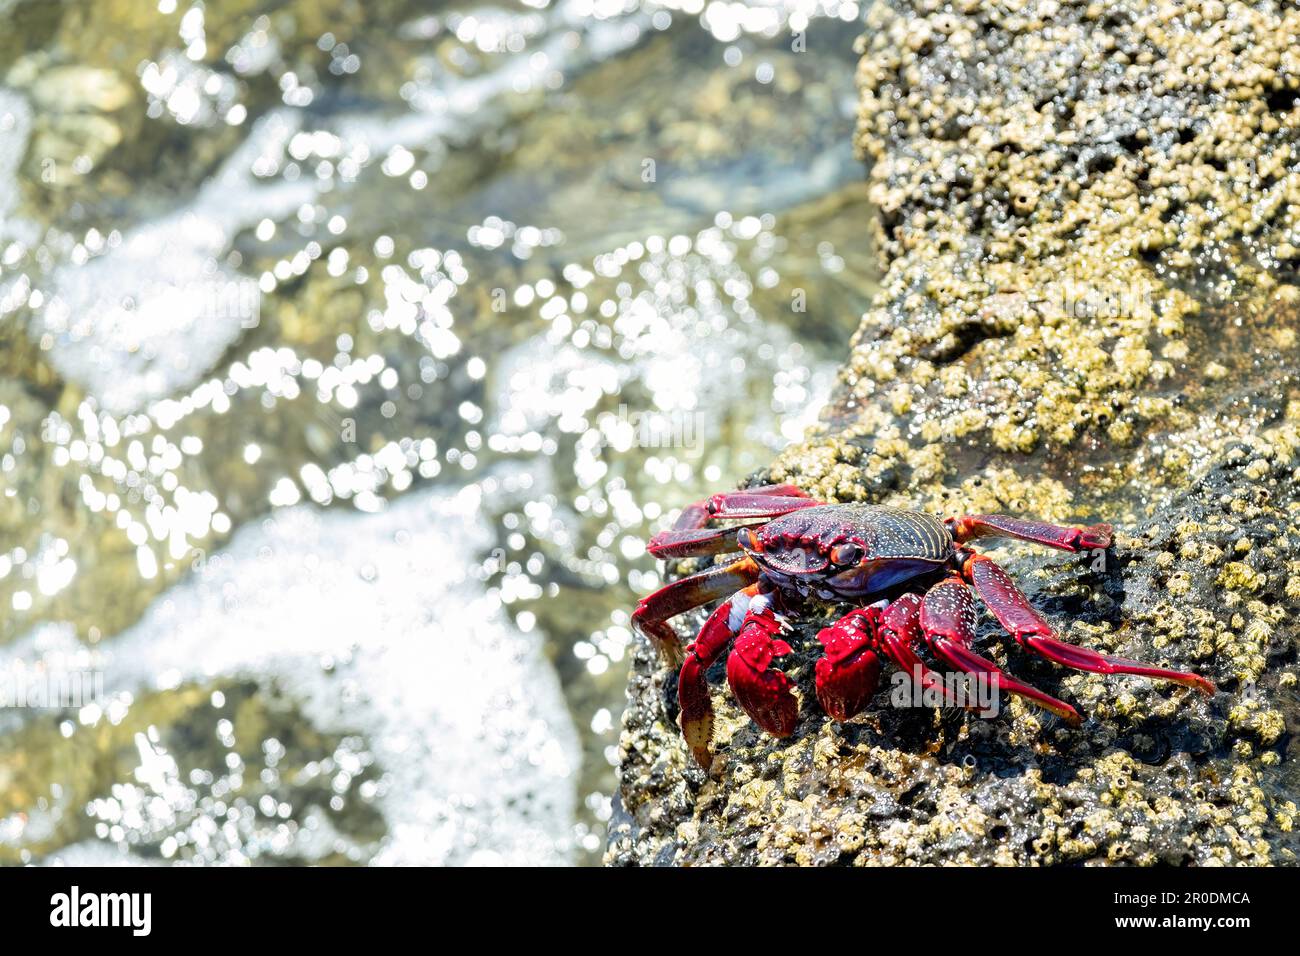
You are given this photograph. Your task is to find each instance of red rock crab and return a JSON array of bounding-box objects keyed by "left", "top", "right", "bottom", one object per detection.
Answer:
[{"left": 633, "top": 484, "right": 1216, "bottom": 767}]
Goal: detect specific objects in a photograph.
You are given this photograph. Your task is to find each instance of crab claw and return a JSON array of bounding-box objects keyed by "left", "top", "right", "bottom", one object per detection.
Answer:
[
  {"left": 815, "top": 608, "right": 883, "bottom": 721},
  {"left": 726, "top": 603, "right": 798, "bottom": 737}
]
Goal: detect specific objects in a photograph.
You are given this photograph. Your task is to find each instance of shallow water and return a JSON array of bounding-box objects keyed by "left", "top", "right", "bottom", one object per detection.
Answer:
[{"left": 0, "top": 0, "right": 875, "bottom": 863}]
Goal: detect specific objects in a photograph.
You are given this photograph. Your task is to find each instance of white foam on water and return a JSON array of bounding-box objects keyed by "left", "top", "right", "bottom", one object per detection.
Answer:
[
  {"left": 370, "top": 1, "right": 651, "bottom": 148},
  {"left": 25, "top": 3, "right": 653, "bottom": 416},
  {"left": 39, "top": 842, "right": 154, "bottom": 867},
  {"left": 0, "top": 88, "right": 31, "bottom": 228},
  {"left": 2, "top": 485, "right": 580, "bottom": 866},
  {"left": 36, "top": 110, "right": 315, "bottom": 414}
]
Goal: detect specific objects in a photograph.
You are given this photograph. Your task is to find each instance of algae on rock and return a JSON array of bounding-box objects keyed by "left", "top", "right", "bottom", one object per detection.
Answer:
[{"left": 609, "top": 0, "right": 1300, "bottom": 866}]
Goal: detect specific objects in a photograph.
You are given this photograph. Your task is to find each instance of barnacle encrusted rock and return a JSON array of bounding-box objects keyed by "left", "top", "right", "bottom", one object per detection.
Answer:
[{"left": 609, "top": 0, "right": 1300, "bottom": 866}]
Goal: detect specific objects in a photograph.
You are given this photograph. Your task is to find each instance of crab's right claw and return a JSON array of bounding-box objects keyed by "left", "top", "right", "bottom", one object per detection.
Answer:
[{"left": 815, "top": 609, "right": 883, "bottom": 722}]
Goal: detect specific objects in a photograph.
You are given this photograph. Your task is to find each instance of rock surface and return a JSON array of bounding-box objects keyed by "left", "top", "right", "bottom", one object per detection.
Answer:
[{"left": 608, "top": 0, "right": 1300, "bottom": 866}]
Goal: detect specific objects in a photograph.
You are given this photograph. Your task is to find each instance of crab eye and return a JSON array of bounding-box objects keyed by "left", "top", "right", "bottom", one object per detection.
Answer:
[
  {"left": 829, "top": 542, "right": 863, "bottom": 566},
  {"left": 737, "top": 528, "right": 760, "bottom": 551}
]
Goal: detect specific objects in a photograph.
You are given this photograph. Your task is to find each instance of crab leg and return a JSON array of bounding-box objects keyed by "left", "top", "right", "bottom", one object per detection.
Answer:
[
  {"left": 873, "top": 594, "right": 970, "bottom": 709},
  {"left": 648, "top": 484, "right": 820, "bottom": 558},
  {"left": 664, "top": 483, "right": 813, "bottom": 532},
  {"left": 920, "top": 576, "right": 1083, "bottom": 724},
  {"left": 647, "top": 521, "right": 768, "bottom": 559},
  {"left": 946, "top": 514, "right": 1112, "bottom": 552},
  {"left": 702, "top": 492, "right": 820, "bottom": 519},
  {"left": 678, "top": 585, "right": 758, "bottom": 768},
  {"left": 961, "top": 552, "right": 1216, "bottom": 695},
  {"left": 632, "top": 556, "right": 760, "bottom": 663},
  {"left": 726, "top": 592, "right": 799, "bottom": 741}
]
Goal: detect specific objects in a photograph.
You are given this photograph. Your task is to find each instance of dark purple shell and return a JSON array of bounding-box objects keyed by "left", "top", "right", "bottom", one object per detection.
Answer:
[{"left": 751, "top": 504, "right": 953, "bottom": 576}]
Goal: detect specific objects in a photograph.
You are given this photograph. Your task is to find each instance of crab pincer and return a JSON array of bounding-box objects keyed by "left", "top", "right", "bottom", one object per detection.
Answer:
[
  {"left": 725, "top": 597, "right": 799, "bottom": 739},
  {"left": 814, "top": 607, "right": 884, "bottom": 722}
]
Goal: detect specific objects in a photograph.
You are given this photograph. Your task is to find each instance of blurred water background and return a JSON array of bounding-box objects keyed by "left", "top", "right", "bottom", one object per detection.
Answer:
[{"left": 0, "top": 0, "right": 877, "bottom": 865}]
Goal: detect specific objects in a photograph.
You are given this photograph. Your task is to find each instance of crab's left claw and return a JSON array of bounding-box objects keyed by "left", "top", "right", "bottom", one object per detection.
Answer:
[{"left": 726, "top": 600, "right": 799, "bottom": 737}]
